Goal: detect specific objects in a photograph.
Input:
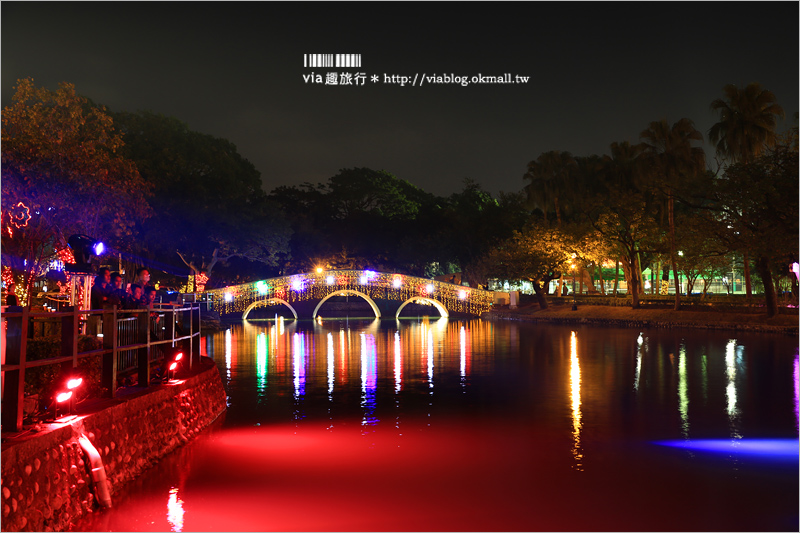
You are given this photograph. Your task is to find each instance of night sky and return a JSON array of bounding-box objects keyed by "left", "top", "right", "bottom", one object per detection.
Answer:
[{"left": 3, "top": 1, "right": 798, "bottom": 197}]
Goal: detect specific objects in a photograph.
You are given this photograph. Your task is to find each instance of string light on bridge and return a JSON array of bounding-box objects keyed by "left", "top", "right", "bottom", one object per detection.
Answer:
[{"left": 205, "top": 269, "right": 494, "bottom": 317}]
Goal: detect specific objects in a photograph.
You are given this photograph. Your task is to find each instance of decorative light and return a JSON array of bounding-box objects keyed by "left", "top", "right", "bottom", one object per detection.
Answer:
[
  {"left": 359, "top": 275, "right": 368, "bottom": 284},
  {"left": 393, "top": 276, "right": 402, "bottom": 289},
  {"left": 326, "top": 276, "right": 335, "bottom": 285},
  {"left": 224, "top": 292, "right": 233, "bottom": 302},
  {"left": 8, "top": 201, "right": 31, "bottom": 229},
  {"left": 292, "top": 279, "right": 304, "bottom": 291},
  {"left": 316, "top": 267, "right": 324, "bottom": 274},
  {"left": 426, "top": 284, "right": 434, "bottom": 294},
  {"left": 256, "top": 280, "right": 269, "bottom": 295},
  {"left": 365, "top": 270, "right": 376, "bottom": 280},
  {"left": 791, "top": 262, "right": 799, "bottom": 282},
  {"left": 458, "top": 290, "right": 467, "bottom": 300},
  {"left": 56, "top": 391, "right": 73, "bottom": 403}
]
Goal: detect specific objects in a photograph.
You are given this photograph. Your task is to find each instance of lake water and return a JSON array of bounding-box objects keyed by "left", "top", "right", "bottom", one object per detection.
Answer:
[{"left": 73, "top": 318, "right": 799, "bottom": 532}]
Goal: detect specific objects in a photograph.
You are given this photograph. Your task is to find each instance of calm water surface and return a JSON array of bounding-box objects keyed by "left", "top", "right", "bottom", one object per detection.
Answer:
[{"left": 74, "top": 319, "right": 799, "bottom": 532}]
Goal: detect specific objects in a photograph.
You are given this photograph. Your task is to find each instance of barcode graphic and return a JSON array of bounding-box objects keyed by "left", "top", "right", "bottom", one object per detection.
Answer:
[{"left": 304, "top": 54, "right": 362, "bottom": 68}]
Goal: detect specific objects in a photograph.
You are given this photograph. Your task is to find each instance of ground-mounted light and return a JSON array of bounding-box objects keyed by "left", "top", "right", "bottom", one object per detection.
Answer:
[
  {"left": 166, "top": 351, "right": 184, "bottom": 382},
  {"left": 65, "top": 234, "right": 106, "bottom": 273},
  {"left": 52, "top": 373, "right": 83, "bottom": 420},
  {"left": 56, "top": 391, "right": 73, "bottom": 403}
]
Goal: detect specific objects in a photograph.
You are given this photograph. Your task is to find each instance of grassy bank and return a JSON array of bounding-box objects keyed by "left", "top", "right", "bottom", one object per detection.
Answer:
[{"left": 486, "top": 302, "right": 798, "bottom": 335}]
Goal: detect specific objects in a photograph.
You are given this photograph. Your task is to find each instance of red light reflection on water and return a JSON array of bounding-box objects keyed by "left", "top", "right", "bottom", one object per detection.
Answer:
[{"left": 73, "top": 323, "right": 799, "bottom": 532}]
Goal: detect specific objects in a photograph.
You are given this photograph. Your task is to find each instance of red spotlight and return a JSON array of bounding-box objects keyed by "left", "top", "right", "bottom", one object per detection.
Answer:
[
  {"left": 169, "top": 362, "right": 178, "bottom": 372},
  {"left": 67, "top": 377, "right": 83, "bottom": 390},
  {"left": 56, "top": 391, "right": 73, "bottom": 403},
  {"left": 174, "top": 352, "right": 184, "bottom": 362}
]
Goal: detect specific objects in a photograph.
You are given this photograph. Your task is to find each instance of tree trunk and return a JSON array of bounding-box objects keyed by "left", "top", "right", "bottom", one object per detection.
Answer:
[
  {"left": 597, "top": 264, "right": 606, "bottom": 295},
  {"left": 743, "top": 251, "right": 752, "bottom": 301},
  {"left": 668, "top": 191, "right": 680, "bottom": 311},
  {"left": 613, "top": 257, "right": 620, "bottom": 296},
  {"left": 755, "top": 256, "right": 778, "bottom": 317},
  {"left": 622, "top": 256, "right": 640, "bottom": 308},
  {"left": 636, "top": 251, "right": 645, "bottom": 295},
  {"left": 653, "top": 259, "right": 661, "bottom": 295}
]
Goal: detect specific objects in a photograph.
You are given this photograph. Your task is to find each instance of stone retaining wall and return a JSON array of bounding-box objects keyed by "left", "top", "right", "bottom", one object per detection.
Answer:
[{"left": 1, "top": 357, "right": 227, "bottom": 532}]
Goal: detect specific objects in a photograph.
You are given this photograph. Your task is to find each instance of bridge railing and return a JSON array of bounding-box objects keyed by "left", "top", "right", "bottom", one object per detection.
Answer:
[
  {"left": 204, "top": 269, "right": 495, "bottom": 317},
  {"left": 1, "top": 303, "right": 201, "bottom": 432}
]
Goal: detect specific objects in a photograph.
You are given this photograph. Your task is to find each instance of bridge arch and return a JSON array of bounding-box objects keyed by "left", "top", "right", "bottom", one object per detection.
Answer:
[
  {"left": 243, "top": 298, "right": 298, "bottom": 320},
  {"left": 395, "top": 297, "right": 449, "bottom": 319},
  {"left": 312, "top": 290, "right": 381, "bottom": 319}
]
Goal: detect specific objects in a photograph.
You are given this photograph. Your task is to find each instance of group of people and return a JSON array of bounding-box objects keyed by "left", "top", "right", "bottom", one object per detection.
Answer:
[{"left": 90, "top": 267, "right": 157, "bottom": 310}]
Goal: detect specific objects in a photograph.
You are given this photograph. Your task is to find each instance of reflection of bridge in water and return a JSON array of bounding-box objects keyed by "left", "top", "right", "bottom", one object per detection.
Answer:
[{"left": 205, "top": 270, "right": 495, "bottom": 319}]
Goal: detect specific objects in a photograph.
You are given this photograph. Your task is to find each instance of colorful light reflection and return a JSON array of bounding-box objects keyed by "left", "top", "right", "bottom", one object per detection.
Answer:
[
  {"left": 655, "top": 439, "right": 799, "bottom": 460},
  {"left": 570, "top": 331, "right": 583, "bottom": 470},
  {"left": 166, "top": 487, "right": 184, "bottom": 532}
]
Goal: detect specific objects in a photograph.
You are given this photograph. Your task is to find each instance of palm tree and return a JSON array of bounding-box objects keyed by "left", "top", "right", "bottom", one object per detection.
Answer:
[
  {"left": 601, "top": 142, "right": 648, "bottom": 298},
  {"left": 523, "top": 151, "right": 577, "bottom": 297},
  {"left": 641, "top": 118, "right": 705, "bottom": 311},
  {"left": 523, "top": 150, "right": 577, "bottom": 226},
  {"left": 709, "top": 82, "right": 785, "bottom": 164},
  {"left": 709, "top": 83, "right": 785, "bottom": 299}
]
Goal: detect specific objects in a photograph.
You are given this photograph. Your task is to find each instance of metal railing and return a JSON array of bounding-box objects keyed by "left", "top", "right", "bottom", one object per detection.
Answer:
[{"left": 1, "top": 303, "right": 202, "bottom": 432}]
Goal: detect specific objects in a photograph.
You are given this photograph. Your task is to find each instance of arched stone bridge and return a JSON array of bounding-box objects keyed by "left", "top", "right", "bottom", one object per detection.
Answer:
[{"left": 204, "top": 270, "right": 494, "bottom": 320}]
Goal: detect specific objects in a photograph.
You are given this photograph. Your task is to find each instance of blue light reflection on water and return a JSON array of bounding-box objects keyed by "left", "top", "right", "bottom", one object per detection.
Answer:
[{"left": 655, "top": 439, "right": 800, "bottom": 461}]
